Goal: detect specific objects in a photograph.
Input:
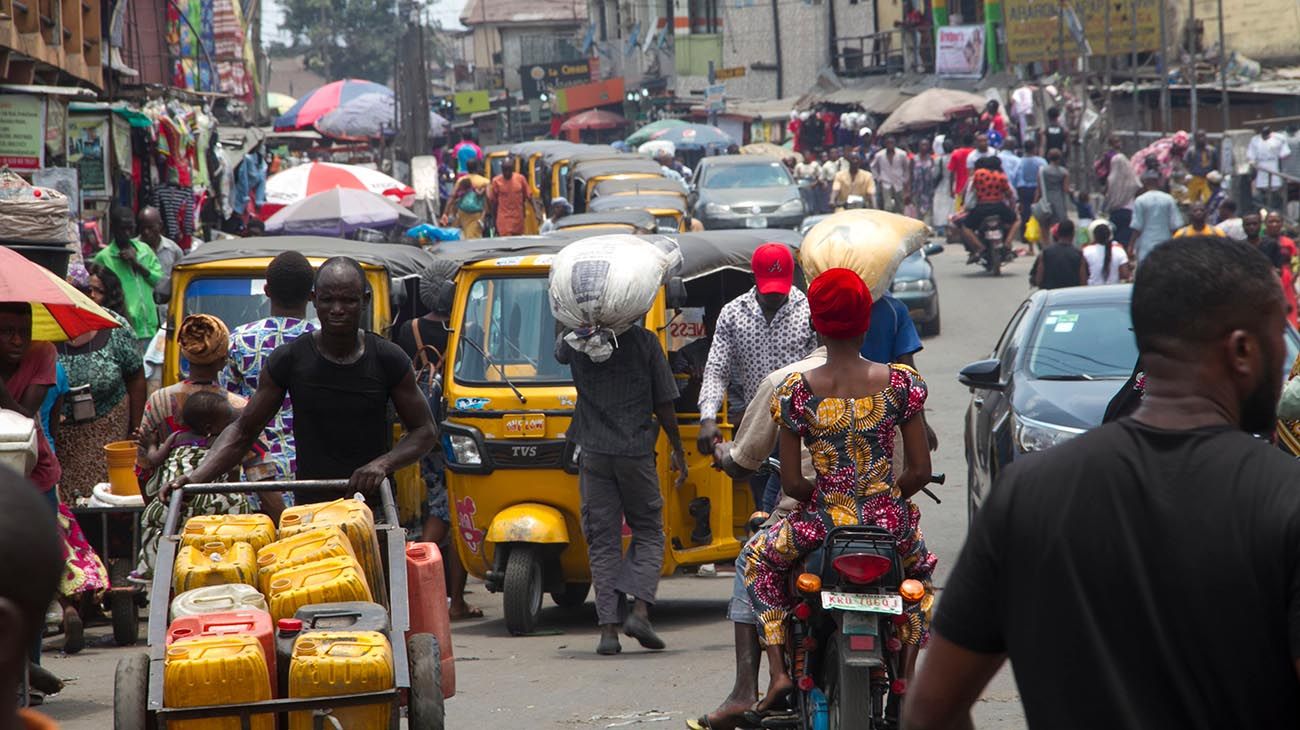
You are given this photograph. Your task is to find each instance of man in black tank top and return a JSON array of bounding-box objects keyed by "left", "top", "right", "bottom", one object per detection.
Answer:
[
  {"left": 1033, "top": 219, "right": 1086, "bottom": 289},
  {"left": 1041, "top": 106, "right": 1068, "bottom": 161}
]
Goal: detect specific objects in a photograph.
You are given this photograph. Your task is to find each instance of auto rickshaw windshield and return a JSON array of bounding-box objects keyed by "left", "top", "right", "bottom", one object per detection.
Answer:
[
  {"left": 182, "top": 276, "right": 376, "bottom": 334},
  {"left": 453, "top": 275, "right": 572, "bottom": 384}
]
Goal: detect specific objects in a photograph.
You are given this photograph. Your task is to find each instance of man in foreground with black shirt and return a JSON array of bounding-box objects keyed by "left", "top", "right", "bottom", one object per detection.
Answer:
[
  {"left": 906, "top": 236, "right": 1300, "bottom": 729},
  {"left": 176, "top": 257, "right": 438, "bottom": 501}
]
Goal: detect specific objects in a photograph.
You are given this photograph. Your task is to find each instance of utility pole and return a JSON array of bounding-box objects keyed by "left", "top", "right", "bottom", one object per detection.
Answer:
[
  {"left": 1104, "top": 0, "right": 1112, "bottom": 133},
  {"left": 1217, "top": 0, "right": 1229, "bottom": 136},
  {"left": 1057, "top": 0, "right": 1065, "bottom": 77},
  {"left": 707, "top": 61, "right": 717, "bottom": 128},
  {"left": 1188, "top": 0, "right": 1197, "bottom": 133},
  {"left": 1130, "top": 0, "right": 1139, "bottom": 145},
  {"left": 1158, "top": 0, "right": 1170, "bottom": 132}
]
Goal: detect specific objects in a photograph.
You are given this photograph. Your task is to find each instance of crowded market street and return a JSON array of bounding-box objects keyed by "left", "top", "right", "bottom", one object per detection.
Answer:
[{"left": 36, "top": 243, "right": 1030, "bottom": 730}]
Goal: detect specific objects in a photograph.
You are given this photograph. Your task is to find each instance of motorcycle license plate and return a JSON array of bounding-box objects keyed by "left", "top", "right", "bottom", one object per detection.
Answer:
[
  {"left": 745, "top": 216, "right": 768, "bottom": 228},
  {"left": 503, "top": 413, "right": 547, "bottom": 438},
  {"left": 821, "top": 591, "right": 903, "bottom": 615},
  {"left": 986, "top": 230, "right": 1003, "bottom": 240}
]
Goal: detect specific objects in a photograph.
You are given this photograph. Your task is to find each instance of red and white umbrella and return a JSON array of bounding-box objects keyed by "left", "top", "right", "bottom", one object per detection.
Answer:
[{"left": 263, "top": 162, "right": 415, "bottom": 215}]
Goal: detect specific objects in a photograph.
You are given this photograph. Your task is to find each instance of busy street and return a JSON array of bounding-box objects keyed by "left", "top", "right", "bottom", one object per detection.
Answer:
[{"left": 34, "top": 244, "right": 1032, "bottom": 730}]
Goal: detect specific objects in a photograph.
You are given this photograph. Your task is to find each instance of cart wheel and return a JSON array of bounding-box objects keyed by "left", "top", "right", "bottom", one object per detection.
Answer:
[
  {"left": 503, "top": 545, "right": 543, "bottom": 636},
  {"left": 550, "top": 582, "right": 590, "bottom": 611},
  {"left": 111, "top": 590, "right": 140, "bottom": 647},
  {"left": 406, "top": 633, "right": 445, "bottom": 730},
  {"left": 114, "top": 653, "right": 151, "bottom": 730}
]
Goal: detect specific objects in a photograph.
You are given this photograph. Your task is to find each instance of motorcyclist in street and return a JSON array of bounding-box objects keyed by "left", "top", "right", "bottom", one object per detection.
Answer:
[
  {"left": 958, "top": 155, "right": 1020, "bottom": 263},
  {"left": 830, "top": 154, "right": 877, "bottom": 210}
]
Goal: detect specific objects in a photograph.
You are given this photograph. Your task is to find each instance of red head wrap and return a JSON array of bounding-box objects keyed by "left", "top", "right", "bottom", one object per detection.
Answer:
[{"left": 808, "top": 268, "right": 873, "bottom": 339}]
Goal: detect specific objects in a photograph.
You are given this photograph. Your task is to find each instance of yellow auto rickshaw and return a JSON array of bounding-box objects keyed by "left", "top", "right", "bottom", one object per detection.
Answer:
[
  {"left": 436, "top": 229, "right": 804, "bottom": 635},
  {"left": 568, "top": 156, "right": 666, "bottom": 212},
  {"left": 590, "top": 176, "right": 689, "bottom": 202},
  {"left": 587, "top": 192, "right": 688, "bottom": 233},
  {"left": 550, "top": 210, "right": 658, "bottom": 234},
  {"left": 165, "top": 236, "right": 440, "bottom": 523},
  {"left": 483, "top": 144, "right": 514, "bottom": 179},
  {"left": 549, "top": 146, "right": 627, "bottom": 209}
]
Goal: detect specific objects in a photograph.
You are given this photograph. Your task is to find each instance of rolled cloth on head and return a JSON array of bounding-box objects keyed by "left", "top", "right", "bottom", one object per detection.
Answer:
[
  {"left": 178, "top": 314, "right": 230, "bottom": 365},
  {"left": 419, "top": 258, "right": 461, "bottom": 314},
  {"left": 800, "top": 209, "right": 930, "bottom": 300},
  {"left": 808, "top": 268, "right": 873, "bottom": 339}
]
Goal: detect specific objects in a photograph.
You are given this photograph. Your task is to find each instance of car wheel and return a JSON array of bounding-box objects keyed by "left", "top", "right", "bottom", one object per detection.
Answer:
[{"left": 920, "top": 308, "right": 941, "bottom": 337}]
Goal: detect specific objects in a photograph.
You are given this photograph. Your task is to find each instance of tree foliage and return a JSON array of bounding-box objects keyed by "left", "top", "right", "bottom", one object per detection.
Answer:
[{"left": 279, "top": 0, "right": 397, "bottom": 83}]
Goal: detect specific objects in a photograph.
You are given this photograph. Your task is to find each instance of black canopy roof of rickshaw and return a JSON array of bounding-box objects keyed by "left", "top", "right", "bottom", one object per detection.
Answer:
[
  {"left": 552, "top": 210, "right": 658, "bottom": 232},
  {"left": 541, "top": 144, "right": 623, "bottom": 167},
  {"left": 588, "top": 193, "right": 687, "bottom": 214},
  {"left": 509, "top": 140, "right": 583, "bottom": 159},
  {"left": 179, "top": 236, "right": 439, "bottom": 279},
  {"left": 432, "top": 229, "right": 803, "bottom": 282},
  {"left": 591, "top": 177, "right": 686, "bottom": 197},
  {"left": 568, "top": 157, "right": 664, "bottom": 180}
]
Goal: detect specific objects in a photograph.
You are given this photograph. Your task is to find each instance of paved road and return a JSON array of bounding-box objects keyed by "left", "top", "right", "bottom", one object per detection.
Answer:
[{"left": 43, "top": 241, "right": 1035, "bottom": 730}]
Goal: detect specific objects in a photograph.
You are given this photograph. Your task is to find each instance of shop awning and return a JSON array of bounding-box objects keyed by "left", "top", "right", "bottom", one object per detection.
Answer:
[{"left": 0, "top": 84, "right": 95, "bottom": 98}]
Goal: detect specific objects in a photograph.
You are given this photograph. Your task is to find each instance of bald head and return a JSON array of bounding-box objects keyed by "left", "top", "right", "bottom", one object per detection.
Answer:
[
  {"left": 138, "top": 206, "right": 163, "bottom": 247},
  {"left": 311, "top": 256, "right": 370, "bottom": 336}
]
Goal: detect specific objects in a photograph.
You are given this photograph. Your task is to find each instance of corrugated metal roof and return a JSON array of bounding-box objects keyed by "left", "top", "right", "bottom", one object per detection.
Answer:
[{"left": 460, "top": 0, "right": 586, "bottom": 26}]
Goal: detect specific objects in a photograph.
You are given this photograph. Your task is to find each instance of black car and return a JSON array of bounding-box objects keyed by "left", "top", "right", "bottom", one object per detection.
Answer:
[
  {"left": 691, "top": 155, "right": 806, "bottom": 230},
  {"left": 959, "top": 284, "right": 1300, "bottom": 522},
  {"left": 799, "top": 213, "right": 942, "bottom": 336}
]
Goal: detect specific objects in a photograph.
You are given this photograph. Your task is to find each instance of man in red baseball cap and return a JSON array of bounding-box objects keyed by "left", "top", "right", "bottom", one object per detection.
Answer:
[{"left": 697, "top": 242, "right": 817, "bottom": 512}]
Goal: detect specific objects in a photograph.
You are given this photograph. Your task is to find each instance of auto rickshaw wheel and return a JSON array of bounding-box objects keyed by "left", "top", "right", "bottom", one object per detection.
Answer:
[
  {"left": 406, "top": 633, "right": 445, "bottom": 729},
  {"left": 109, "top": 561, "right": 140, "bottom": 646},
  {"left": 550, "top": 582, "right": 590, "bottom": 611},
  {"left": 503, "top": 545, "right": 544, "bottom": 635},
  {"left": 114, "top": 652, "right": 151, "bottom": 730}
]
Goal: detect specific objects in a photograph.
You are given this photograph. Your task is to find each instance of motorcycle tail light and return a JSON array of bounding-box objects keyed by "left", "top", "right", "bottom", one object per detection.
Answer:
[
  {"left": 831, "top": 554, "right": 892, "bottom": 585},
  {"left": 891, "top": 679, "right": 908, "bottom": 695},
  {"left": 797, "top": 675, "right": 815, "bottom": 692},
  {"left": 795, "top": 573, "right": 822, "bottom": 594},
  {"left": 793, "top": 602, "right": 813, "bottom": 621},
  {"left": 899, "top": 579, "right": 926, "bottom": 602}
]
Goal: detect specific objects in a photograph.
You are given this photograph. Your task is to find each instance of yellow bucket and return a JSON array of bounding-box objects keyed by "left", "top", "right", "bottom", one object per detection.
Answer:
[{"left": 104, "top": 440, "right": 140, "bottom": 496}]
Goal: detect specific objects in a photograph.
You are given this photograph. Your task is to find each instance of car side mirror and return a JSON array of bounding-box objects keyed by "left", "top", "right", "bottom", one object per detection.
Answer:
[
  {"left": 923, "top": 242, "right": 944, "bottom": 256},
  {"left": 665, "top": 276, "right": 688, "bottom": 309},
  {"left": 958, "top": 359, "right": 1005, "bottom": 390}
]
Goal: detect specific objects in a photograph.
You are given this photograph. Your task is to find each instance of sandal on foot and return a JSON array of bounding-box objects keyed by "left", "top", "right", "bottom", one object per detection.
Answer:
[
  {"left": 62, "top": 610, "right": 83, "bottom": 655},
  {"left": 449, "top": 605, "right": 484, "bottom": 621}
]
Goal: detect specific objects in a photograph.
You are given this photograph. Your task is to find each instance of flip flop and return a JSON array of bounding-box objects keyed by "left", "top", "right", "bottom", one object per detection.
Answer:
[
  {"left": 686, "top": 718, "right": 711, "bottom": 730},
  {"left": 449, "top": 605, "right": 485, "bottom": 621}
]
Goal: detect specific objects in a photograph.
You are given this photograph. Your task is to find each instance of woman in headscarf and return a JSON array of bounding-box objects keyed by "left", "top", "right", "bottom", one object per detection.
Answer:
[
  {"left": 1103, "top": 148, "right": 1142, "bottom": 247},
  {"left": 131, "top": 314, "right": 276, "bottom": 580},
  {"left": 740, "top": 269, "right": 934, "bottom": 715}
]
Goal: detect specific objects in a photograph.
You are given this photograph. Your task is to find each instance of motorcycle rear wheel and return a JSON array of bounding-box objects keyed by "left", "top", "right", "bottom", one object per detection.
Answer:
[{"left": 825, "top": 640, "right": 877, "bottom": 729}]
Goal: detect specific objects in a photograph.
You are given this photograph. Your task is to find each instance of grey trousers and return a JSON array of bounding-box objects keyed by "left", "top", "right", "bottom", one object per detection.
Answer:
[{"left": 578, "top": 451, "right": 664, "bottom": 625}]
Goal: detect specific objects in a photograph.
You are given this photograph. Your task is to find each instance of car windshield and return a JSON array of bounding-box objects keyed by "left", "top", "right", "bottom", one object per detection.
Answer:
[
  {"left": 700, "top": 162, "right": 793, "bottom": 189},
  {"left": 1026, "top": 302, "right": 1136, "bottom": 380},
  {"left": 453, "top": 276, "right": 572, "bottom": 384},
  {"left": 183, "top": 277, "right": 323, "bottom": 332}
]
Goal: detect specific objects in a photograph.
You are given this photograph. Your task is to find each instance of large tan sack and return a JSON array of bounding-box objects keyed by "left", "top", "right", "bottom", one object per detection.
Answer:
[{"left": 800, "top": 210, "right": 931, "bottom": 299}]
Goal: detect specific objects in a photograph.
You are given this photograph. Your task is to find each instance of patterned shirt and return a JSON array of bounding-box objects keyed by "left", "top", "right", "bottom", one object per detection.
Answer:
[
  {"left": 699, "top": 287, "right": 818, "bottom": 421},
  {"left": 221, "top": 317, "right": 317, "bottom": 477}
]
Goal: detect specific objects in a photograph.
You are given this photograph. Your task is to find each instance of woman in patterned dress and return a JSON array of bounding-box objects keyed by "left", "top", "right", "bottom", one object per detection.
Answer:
[{"left": 740, "top": 268, "right": 935, "bottom": 712}]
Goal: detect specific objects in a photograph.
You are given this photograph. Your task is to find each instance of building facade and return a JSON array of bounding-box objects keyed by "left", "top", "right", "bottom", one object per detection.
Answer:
[{"left": 460, "top": 0, "right": 589, "bottom": 93}]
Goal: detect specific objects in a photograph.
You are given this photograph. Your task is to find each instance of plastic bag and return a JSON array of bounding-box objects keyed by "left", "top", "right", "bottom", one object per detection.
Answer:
[
  {"left": 549, "top": 234, "right": 682, "bottom": 362},
  {"left": 799, "top": 209, "right": 931, "bottom": 300},
  {"left": 1024, "top": 215, "right": 1041, "bottom": 243},
  {"left": 1280, "top": 374, "right": 1300, "bottom": 421}
]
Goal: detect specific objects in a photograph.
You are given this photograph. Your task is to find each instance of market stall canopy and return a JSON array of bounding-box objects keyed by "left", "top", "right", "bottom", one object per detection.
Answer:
[
  {"left": 265, "top": 162, "right": 414, "bottom": 209},
  {"left": 560, "top": 109, "right": 629, "bottom": 132},
  {"left": 801, "top": 86, "right": 911, "bottom": 115},
  {"left": 314, "top": 92, "right": 450, "bottom": 140},
  {"left": 0, "top": 247, "right": 119, "bottom": 342},
  {"left": 264, "top": 188, "right": 418, "bottom": 237},
  {"left": 875, "top": 88, "right": 988, "bottom": 136},
  {"left": 626, "top": 119, "right": 689, "bottom": 147},
  {"left": 273, "top": 79, "right": 393, "bottom": 131},
  {"left": 267, "top": 92, "right": 297, "bottom": 115},
  {"left": 649, "top": 123, "right": 735, "bottom": 150}
]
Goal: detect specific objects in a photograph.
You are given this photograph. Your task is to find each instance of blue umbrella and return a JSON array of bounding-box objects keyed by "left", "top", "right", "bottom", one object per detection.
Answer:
[
  {"left": 649, "top": 123, "right": 735, "bottom": 150},
  {"left": 315, "top": 92, "right": 450, "bottom": 140}
]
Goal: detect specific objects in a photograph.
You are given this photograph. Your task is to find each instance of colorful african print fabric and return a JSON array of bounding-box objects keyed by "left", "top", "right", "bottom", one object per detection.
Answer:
[
  {"left": 741, "top": 364, "right": 936, "bottom": 647},
  {"left": 221, "top": 317, "right": 317, "bottom": 477}
]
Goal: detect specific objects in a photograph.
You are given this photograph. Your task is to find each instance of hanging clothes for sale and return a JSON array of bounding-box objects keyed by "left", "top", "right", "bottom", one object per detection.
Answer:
[
  {"left": 231, "top": 148, "right": 266, "bottom": 216},
  {"left": 151, "top": 182, "right": 195, "bottom": 249},
  {"left": 156, "top": 114, "right": 194, "bottom": 186}
]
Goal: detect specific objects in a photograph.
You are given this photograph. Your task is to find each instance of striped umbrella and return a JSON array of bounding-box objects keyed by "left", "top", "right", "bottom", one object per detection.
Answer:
[
  {"left": 264, "top": 162, "right": 415, "bottom": 213},
  {"left": 273, "top": 79, "right": 393, "bottom": 132},
  {"left": 0, "top": 247, "right": 119, "bottom": 342}
]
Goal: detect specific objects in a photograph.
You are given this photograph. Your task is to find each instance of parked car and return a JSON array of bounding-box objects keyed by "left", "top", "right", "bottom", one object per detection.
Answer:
[
  {"left": 800, "top": 214, "right": 942, "bottom": 335},
  {"left": 691, "top": 155, "right": 805, "bottom": 230},
  {"left": 959, "top": 284, "right": 1300, "bottom": 523}
]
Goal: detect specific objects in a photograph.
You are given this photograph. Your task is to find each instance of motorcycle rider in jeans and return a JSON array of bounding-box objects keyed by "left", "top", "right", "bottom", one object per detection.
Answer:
[{"left": 958, "top": 156, "right": 1021, "bottom": 263}]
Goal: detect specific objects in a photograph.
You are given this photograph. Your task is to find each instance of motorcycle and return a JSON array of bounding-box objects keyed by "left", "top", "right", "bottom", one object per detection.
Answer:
[
  {"left": 751, "top": 461, "right": 944, "bottom": 730},
  {"left": 975, "top": 215, "right": 1014, "bottom": 276}
]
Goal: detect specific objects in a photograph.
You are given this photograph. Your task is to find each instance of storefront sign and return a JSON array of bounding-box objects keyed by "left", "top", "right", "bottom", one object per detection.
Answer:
[
  {"left": 554, "top": 77, "right": 626, "bottom": 114},
  {"left": 67, "top": 115, "right": 110, "bottom": 199},
  {"left": 716, "top": 66, "right": 746, "bottom": 80},
  {"left": 1004, "top": 0, "right": 1159, "bottom": 63},
  {"left": 935, "top": 25, "right": 986, "bottom": 78},
  {"left": 706, "top": 84, "right": 726, "bottom": 113},
  {"left": 454, "top": 90, "right": 490, "bottom": 115},
  {"left": 521, "top": 59, "right": 597, "bottom": 98},
  {"left": 0, "top": 95, "right": 46, "bottom": 170}
]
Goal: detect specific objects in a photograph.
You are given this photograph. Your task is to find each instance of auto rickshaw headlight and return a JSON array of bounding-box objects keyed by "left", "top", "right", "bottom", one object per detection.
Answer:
[{"left": 444, "top": 433, "right": 482, "bottom": 466}]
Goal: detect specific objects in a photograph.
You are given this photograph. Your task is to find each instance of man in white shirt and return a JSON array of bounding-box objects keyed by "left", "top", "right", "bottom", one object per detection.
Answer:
[
  {"left": 1247, "top": 125, "right": 1292, "bottom": 210},
  {"left": 966, "top": 132, "right": 997, "bottom": 170},
  {"left": 820, "top": 146, "right": 848, "bottom": 182},
  {"left": 870, "top": 136, "right": 911, "bottom": 213},
  {"left": 793, "top": 152, "right": 824, "bottom": 215}
]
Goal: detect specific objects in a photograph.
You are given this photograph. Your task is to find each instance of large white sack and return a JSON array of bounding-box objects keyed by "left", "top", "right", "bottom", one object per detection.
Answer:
[
  {"left": 800, "top": 209, "right": 931, "bottom": 300},
  {"left": 549, "top": 234, "right": 681, "bottom": 362}
]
